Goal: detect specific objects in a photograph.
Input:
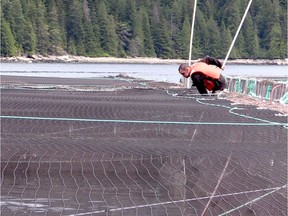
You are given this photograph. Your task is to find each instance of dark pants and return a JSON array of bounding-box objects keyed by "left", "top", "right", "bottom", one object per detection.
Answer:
[{"left": 191, "top": 72, "right": 227, "bottom": 95}]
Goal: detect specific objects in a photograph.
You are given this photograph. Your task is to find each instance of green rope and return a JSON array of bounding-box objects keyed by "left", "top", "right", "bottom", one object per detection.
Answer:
[
  {"left": 248, "top": 79, "right": 257, "bottom": 97},
  {"left": 234, "top": 79, "right": 241, "bottom": 92},
  {"left": 265, "top": 84, "right": 272, "bottom": 100},
  {"left": 280, "top": 92, "right": 288, "bottom": 104}
]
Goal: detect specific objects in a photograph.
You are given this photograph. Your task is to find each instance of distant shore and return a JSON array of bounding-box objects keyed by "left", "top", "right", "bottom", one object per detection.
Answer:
[{"left": 1, "top": 55, "right": 288, "bottom": 65}]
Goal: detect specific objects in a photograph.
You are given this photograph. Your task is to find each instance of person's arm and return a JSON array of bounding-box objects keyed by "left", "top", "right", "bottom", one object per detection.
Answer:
[
  {"left": 191, "top": 72, "right": 208, "bottom": 94},
  {"left": 200, "top": 56, "right": 223, "bottom": 69}
]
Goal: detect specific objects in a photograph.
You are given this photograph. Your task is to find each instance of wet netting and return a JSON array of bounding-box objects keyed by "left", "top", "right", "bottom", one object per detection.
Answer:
[{"left": 1, "top": 76, "right": 287, "bottom": 216}]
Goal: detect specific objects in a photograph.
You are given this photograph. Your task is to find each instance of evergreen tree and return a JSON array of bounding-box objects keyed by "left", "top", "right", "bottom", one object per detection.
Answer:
[
  {"left": 194, "top": 10, "right": 208, "bottom": 58},
  {"left": 90, "top": 2, "right": 104, "bottom": 55},
  {"left": 82, "top": 20, "right": 100, "bottom": 56},
  {"left": 96, "top": 1, "right": 118, "bottom": 56},
  {"left": 128, "top": 7, "right": 145, "bottom": 57},
  {"left": 234, "top": 32, "right": 245, "bottom": 58},
  {"left": 1, "top": 17, "right": 17, "bottom": 56},
  {"left": 1, "top": 0, "right": 13, "bottom": 23},
  {"left": 47, "top": 0, "right": 64, "bottom": 55},
  {"left": 152, "top": 17, "right": 173, "bottom": 58},
  {"left": 170, "top": 1, "right": 184, "bottom": 58},
  {"left": 205, "top": 18, "right": 222, "bottom": 58},
  {"left": 67, "top": 39, "right": 77, "bottom": 55},
  {"left": 222, "top": 0, "right": 241, "bottom": 35},
  {"left": 9, "top": 0, "right": 26, "bottom": 53},
  {"left": 116, "top": 22, "right": 132, "bottom": 55},
  {"left": 242, "top": 14, "right": 260, "bottom": 58},
  {"left": 22, "top": 0, "right": 37, "bottom": 25},
  {"left": 66, "top": 0, "right": 84, "bottom": 54},
  {"left": 220, "top": 22, "right": 236, "bottom": 59},
  {"left": 22, "top": 20, "right": 37, "bottom": 54},
  {"left": 140, "top": 8, "right": 156, "bottom": 57},
  {"left": 178, "top": 15, "right": 191, "bottom": 59},
  {"left": 278, "top": 0, "right": 287, "bottom": 40},
  {"left": 81, "top": 0, "right": 101, "bottom": 56},
  {"left": 124, "top": 0, "right": 136, "bottom": 26},
  {"left": 266, "top": 22, "right": 286, "bottom": 58},
  {"left": 0, "top": 0, "right": 286, "bottom": 59},
  {"left": 198, "top": 0, "right": 214, "bottom": 20},
  {"left": 108, "top": 0, "right": 126, "bottom": 21},
  {"left": 255, "top": 0, "right": 274, "bottom": 51},
  {"left": 151, "top": 1, "right": 161, "bottom": 24},
  {"left": 34, "top": 0, "right": 50, "bottom": 54},
  {"left": 54, "top": 0, "right": 67, "bottom": 49},
  {"left": 268, "top": 0, "right": 286, "bottom": 58},
  {"left": 160, "top": 0, "right": 173, "bottom": 7},
  {"left": 171, "top": 0, "right": 183, "bottom": 30}
]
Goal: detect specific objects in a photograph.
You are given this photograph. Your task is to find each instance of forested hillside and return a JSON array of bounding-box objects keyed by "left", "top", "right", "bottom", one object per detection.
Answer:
[{"left": 1, "top": 0, "right": 287, "bottom": 59}]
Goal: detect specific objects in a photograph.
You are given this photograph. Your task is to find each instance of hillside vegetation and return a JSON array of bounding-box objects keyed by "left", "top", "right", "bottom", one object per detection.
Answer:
[{"left": 1, "top": 0, "right": 287, "bottom": 59}]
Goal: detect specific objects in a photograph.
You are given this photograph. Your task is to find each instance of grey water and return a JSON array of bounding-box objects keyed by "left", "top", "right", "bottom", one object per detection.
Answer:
[{"left": 0, "top": 62, "right": 287, "bottom": 84}]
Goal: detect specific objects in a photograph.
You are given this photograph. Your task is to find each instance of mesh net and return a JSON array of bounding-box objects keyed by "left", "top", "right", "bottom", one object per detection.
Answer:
[{"left": 1, "top": 76, "right": 287, "bottom": 216}]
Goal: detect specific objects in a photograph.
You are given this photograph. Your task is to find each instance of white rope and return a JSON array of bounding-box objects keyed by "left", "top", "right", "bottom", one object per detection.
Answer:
[
  {"left": 222, "top": 0, "right": 253, "bottom": 69},
  {"left": 218, "top": 184, "right": 287, "bottom": 216},
  {"left": 188, "top": 0, "right": 197, "bottom": 66},
  {"left": 200, "top": 155, "right": 232, "bottom": 216},
  {"left": 67, "top": 185, "right": 287, "bottom": 216},
  {"left": 186, "top": 0, "right": 198, "bottom": 88}
]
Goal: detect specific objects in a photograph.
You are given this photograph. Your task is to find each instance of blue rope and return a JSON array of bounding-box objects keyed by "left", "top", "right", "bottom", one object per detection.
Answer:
[{"left": 0, "top": 115, "right": 286, "bottom": 126}]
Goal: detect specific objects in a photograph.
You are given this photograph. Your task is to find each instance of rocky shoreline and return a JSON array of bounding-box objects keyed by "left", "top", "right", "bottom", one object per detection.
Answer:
[{"left": 1, "top": 55, "right": 288, "bottom": 65}]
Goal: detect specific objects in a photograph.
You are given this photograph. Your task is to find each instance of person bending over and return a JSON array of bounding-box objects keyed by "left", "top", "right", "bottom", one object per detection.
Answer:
[{"left": 178, "top": 56, "right": 227, "bottom": 95}]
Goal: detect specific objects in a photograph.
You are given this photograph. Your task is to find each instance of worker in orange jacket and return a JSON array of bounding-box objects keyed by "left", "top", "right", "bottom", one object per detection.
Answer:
[{"left": 178, "top": 56, "right": 227, "bottom": 95}]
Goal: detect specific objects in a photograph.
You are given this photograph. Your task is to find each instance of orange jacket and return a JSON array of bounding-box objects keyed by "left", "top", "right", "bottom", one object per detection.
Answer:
[{"left": 190, "top": 62, "right": 222, "bottom": 79}]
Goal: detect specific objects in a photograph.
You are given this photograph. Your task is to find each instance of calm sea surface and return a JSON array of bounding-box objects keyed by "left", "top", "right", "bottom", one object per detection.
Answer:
[{"left": 0, "top": 63, "right": 287, "bottom": 84}]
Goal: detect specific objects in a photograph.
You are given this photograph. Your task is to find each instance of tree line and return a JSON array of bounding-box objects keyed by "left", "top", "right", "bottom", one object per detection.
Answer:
[{"left": 1, "top": 0, "right": 287, "bottom": 59}]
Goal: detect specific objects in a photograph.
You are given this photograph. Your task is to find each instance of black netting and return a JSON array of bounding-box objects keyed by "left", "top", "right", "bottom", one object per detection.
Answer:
[{"left": 1, "top": 76, "right": 287, "bottom": 216}]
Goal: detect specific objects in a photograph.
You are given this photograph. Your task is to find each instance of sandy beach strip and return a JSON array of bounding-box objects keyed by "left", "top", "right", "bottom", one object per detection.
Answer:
[{"left": 1, "top": 55, "right": 288, "bottom": 65}]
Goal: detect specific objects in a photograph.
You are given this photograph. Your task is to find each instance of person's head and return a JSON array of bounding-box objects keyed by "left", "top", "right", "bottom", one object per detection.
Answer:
[{"left": 178, "top": 63, "right": 191, "bottom": 78}]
